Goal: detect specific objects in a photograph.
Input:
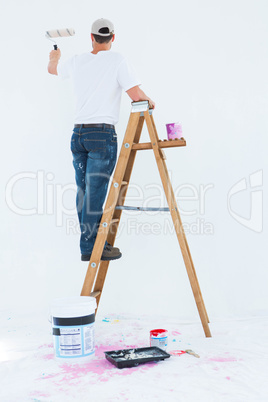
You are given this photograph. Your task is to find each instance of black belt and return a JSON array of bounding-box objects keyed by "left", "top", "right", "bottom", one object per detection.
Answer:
[{"left": 74, "top": 123, "right": 115, "bottom": 129}]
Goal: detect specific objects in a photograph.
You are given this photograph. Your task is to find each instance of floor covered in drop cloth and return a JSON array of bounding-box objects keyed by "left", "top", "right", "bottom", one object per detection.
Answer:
[{"left": 1, "top": 310, "right": 268, "bottom": 402}]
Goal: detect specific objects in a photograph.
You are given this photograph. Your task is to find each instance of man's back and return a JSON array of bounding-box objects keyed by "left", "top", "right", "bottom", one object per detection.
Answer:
[{"left": 58, "top": 51, "right": 140, "bottom": 125}]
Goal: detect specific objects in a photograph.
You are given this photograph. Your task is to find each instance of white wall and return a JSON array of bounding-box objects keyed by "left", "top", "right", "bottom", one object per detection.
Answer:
[{"left": 1, "top": 0, "right": 267, "bottom": 321}]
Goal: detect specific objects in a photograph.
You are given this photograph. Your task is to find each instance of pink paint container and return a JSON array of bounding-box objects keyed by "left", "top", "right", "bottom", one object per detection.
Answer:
[
  {"left": 166, "top": 122, "right": 183, "bottom": 140},
  {"left": 150, "top": 329, "right": 168, "bottom": 351}
]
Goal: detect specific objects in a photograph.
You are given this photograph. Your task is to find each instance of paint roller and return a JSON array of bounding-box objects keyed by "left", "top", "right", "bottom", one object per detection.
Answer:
[{"left": 45, "top": 28, "right": 75, "bottom": 49}]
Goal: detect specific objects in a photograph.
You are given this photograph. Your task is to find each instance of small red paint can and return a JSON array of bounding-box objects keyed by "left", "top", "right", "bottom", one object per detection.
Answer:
[{"left": 150, "top": 329, "right": 168, "bottom": 351}]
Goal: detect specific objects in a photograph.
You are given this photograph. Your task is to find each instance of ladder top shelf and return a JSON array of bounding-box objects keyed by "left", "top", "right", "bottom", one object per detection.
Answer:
[{"left": 132, "top": 138, "right": 186, "bottom": 150}]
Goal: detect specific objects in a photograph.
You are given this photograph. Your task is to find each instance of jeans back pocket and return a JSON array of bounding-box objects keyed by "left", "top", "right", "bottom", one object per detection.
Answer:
[{"left": 84, "top": 139, "right": 107, "bottom": 160}]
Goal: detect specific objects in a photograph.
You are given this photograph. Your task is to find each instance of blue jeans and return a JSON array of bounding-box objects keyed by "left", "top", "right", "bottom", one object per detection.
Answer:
[{"left": 71, "top": 125, "right": 117, "bottom": 255}]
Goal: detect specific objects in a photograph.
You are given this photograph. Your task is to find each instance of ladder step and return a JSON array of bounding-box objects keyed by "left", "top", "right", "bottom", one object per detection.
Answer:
[
  {"left": 115, "top": 206, "right": 170, "bottom": 212},
  {"left": 132, "top": 139, "right": 186, "bottom": 150},
  {"left": 131, "top": 101, "right": 149, "bottom": 113},
  {"left": 111, "top": 218, "right": 119, "bottom": 224},
  {"left": 90, "top": 291, "right": 101, "bottom": 298}
]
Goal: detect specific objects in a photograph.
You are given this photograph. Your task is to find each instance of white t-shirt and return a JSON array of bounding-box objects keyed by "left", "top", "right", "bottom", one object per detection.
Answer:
[{"left": 57, "top": 51, "right": 140, "bottom": 125}]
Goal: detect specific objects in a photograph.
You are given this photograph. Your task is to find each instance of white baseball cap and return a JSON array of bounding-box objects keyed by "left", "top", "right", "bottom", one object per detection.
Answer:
[{"left": 91, "top": 18, "right": 114, "bottom": 36}]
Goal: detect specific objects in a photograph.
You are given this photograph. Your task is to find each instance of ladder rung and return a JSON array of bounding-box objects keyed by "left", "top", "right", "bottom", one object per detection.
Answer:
[
  {"left": 121, "top": 181, "right": 128, "bottom": 185},
  {"left": 115, "top": 206, "right": 170, "bottom": 212},
  {"left": 132, "top": 139, "right": 186, "bottom": 150},
  {"left": 90, "top": 291, "right": 101, "bottom": 298},
  {"left": 110, "top": 218, "right": 119, "bottom": 224}
]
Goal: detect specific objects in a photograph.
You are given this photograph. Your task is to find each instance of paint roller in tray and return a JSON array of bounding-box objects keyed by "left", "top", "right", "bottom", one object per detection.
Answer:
[{"left": 45, "top": 28, "right": 75, "bottom": 49}]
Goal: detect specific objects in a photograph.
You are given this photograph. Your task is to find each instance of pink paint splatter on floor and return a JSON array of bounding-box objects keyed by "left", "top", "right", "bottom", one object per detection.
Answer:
[
  {"left": 43, "top": 354, "right": 54, "bottom": 360},
  {"left": 209, "top": 357, "right": 238, "bottom": 362},
  {"left": 38, "top": 343, "right": 53, "bottom": 349},
  {"left": 171, "top": 330, "right": 181, "bottom": 336},
  {"left": 169, "top": 350, "right": 186, "bottom": 356},
  {"left": 30, "top": 390, "right": 50, "bottom": 398},
  {"left": 39, "top": 342, "right": 155, "bottom": 386}
]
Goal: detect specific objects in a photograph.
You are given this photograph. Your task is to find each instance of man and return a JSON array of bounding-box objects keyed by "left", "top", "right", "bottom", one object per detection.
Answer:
[{"left": 48, "top": 18, "right": 155, "bottom": 262}]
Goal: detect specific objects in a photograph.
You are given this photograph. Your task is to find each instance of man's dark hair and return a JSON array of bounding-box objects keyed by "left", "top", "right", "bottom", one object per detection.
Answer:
[{"left": 93, "top": 27, "right": 114, "bottom": 44}]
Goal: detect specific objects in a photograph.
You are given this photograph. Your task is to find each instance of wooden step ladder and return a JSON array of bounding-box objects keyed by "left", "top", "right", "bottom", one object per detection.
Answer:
[{"left": 80, "top": 101, "right": 211, "bottom": 338}]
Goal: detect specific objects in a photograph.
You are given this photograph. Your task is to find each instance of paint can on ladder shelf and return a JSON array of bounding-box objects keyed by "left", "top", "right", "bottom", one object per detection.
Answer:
[
  {"left": 50, "top": 296, "right": 97, "bottom": 362},
  {"left": 166, "top": 122, "right": 183, "bottom": 140}
]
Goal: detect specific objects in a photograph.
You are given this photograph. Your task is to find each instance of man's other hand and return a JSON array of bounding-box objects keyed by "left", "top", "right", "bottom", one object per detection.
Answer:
[
  {"left": 127, "top": 86, "right": 155, "bottom": 109},
  {"left": 148, "top": 98, "right": 155, "bottom": 109}
]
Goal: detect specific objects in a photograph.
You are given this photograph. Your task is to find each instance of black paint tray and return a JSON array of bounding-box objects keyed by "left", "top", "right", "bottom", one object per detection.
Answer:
[{"left": 104, "top": 346, "right": 170, "bottom": 369}]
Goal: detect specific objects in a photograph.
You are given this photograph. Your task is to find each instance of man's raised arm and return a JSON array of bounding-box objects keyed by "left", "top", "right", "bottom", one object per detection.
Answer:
[{"left": 48, "top": 49, "right": 61, "bottom": 75}]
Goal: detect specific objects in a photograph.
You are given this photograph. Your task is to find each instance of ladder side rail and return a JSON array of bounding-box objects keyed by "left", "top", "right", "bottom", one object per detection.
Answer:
[
  {"left": 92, "top": 115, "right": 145, "bottom": 309},
  {"left": 149, "top": 114, "right": 210, "bottom": 324},
  {"left": 100, "top": 115, "right": 145, "bottom": 247},
  {"left": 81, "top": 112, "right": 141, "bottom": 296},
  {"left": 114, "top": 115, "right": 145, "bottom": 217},
  {"left": 91, "top": 260, "right": 109, "bottom": 306},
  {"left": 144, "top": 111, "right": 211, "bottom": 337},
  {"left": 148, "top": 111, "right": 211, "bottom": 336}
]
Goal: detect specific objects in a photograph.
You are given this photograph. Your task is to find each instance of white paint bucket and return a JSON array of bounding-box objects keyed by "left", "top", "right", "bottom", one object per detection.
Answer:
[{"left": 50, "top": 296, "right": 97, "bottom": 362}]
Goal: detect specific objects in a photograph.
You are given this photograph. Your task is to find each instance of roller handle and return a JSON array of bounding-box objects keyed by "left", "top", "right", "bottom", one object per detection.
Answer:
[{"left": 54, "top": 44, "right": 58, "bottom": 50}]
